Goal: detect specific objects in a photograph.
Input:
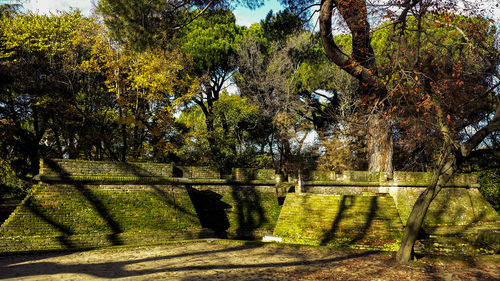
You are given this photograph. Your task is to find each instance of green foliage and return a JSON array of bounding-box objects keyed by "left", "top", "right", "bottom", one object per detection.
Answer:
[
  {"left": 478, "top": 169, "right": 500, "bottom": 212},
  {"left": 0, "top": 11, "right": 81, "bottom": 59},
  {"left": 0, "top": 11, "right": 101, "bottom": 176},
  {"left": 177, "top": 91, "right": 269, "bottom": 168},
  {"left": 97, "top": 0, "right": 262, "bottom": 50},
  {"left": 0, "top": 11, "right": 199, "bottom": 168},
  {"left": 261, "top": 9, "right": 304, "bottom": 44},
  {"left": 176, "top": 9, "right": 243, "bottom": 74},
  {"left": 0, "top": 159, "right": 29, "bottom": 202},
  {"left": 97, "top": 0, "right": 194, "bottom": 50}
]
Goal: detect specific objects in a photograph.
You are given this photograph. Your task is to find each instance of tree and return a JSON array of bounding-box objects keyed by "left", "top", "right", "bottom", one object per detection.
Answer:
[
  {"left": 387, "top": 14, "right": 500, "bottom": 262},
  {"left": 282, "top": 0, "right": 499, "bottom": 261},
  {"left": 261, "top": 9, "right": 305, "bottom": 45},
  {"left": 99, "top": 2, "right": 247, "bottom": 164},
  {"left": 176, "top": 90, "right": 270, "bottom": 169},
  {"left": 175, "top": 9, "right": 243, "bottom": 162},
  {"left": 97, "top": 0, "right": 265, "bottom": 50},
  {"left": 0, "top": 0, "right": 21, "bottom": 17},
  {"left": 97, "top": 0, "right": 218, "bottom": 50},
  {"left": 0, "top": 11, "right": 104, "bottom": 175},
  {"left": 316, "top": 0, "right": 395, "bottom": 173},
  {"left": 234, "top": 23, "right": 306, "bottom": 175},
  {"left": 76, "top": 22, "right": 199, "bottom": 162},
  {"left": 235, "top": 20, "right": 352, "bottom": 174},
  {"left": 283, "top": 0, "right": 496, "bottom": 174},
  {"left": 0, "top": 10, "right": 198, "bottom": 175}
]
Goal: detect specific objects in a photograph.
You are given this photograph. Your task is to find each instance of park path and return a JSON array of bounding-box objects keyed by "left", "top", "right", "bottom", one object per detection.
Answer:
[{"left": 0, "top": 241, "right": 498, "bottom": 280}]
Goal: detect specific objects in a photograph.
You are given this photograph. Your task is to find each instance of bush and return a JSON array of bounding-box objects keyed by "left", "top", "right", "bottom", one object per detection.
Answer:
[
  {"left": 477, "top": 169, "right": 500, "bottom": 212},
  {"left": 0, "top": 160, "right": 29, "bottom": 203}
]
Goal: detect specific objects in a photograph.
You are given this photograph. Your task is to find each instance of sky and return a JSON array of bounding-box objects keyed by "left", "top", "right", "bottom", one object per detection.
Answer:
[
  {"left": 18, "top": 0, "right": 285, "bottom": 27},
  {"left": 16, "top": 0, "right": 500, "bottom": 28}
]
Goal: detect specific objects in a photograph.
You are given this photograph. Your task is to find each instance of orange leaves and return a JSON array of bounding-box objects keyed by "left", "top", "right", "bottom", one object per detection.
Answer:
[
  {"left": 416, "top": 95, "right": 434, "bottom": 113},
  {"left": 384, "top": 10, "right": 395, "bottom": 19}
]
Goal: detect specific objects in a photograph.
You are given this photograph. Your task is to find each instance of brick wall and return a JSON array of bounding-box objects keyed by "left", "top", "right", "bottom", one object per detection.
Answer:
[
  {"left": 273, "top": 193, "right": 403, "bottom": 248},
  {"left": 0, "top": 181, "right": 282, "bottom": 253},
  {"left": 1, "top": 159, "right": 496, "bottom": 254},
  {"left": 40, "top": 159, "right": 173, "bottom": 177}
]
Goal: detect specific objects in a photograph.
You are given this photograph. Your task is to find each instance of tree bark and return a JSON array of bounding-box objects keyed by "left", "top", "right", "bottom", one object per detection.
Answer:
[
  {"left": 320, "top": 0, "right": 393, "bottom": 173},
  {"left": 396, "top": 150, "right": 456, "bottom": 262},
  {"left": 367, "top": 115, "right": 393, "bottom": 173}
]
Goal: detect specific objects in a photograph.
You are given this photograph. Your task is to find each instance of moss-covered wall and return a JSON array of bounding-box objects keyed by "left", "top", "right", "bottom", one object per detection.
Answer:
[
  {"left": 0, "top": 182, "right": 282, "bottom": 253},
  {"left": 187, "top": 185, "right": 281, "bottom": 239},
  {"left": 303, "top": 170, "right": 478, "bottom": 187},
  {"left": 174, "top": 166, "right": 221, "bottom": 179},
  {"left": 273, "top": 193, "right": 403, "bottom": 249},
  {"left": 390, "top": 187, "right": 500, "bottom": 232},
  {"left": 40, "top": 159, "right": 174, "bottom": 177},
  {"left": 2, "top": 159, "right": 498, "bottom": 253},
  {"left": 232, "top": 168, "right": 276, "bottom": 181},
  {"left": 0, "top": 183, "right": 206, "bottom": 252}
]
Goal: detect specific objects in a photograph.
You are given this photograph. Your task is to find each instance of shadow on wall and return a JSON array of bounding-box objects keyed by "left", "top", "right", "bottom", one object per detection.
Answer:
[
  {"left": 418, "top": 190, "right": 490, "bottom": 249},
  {"left": 25, "top": 159, "right": 202, "bottom": 249},
  {"left": 351, "top": 196, "right": 378, "bottom": 244},
  {"left": 173, "top": 166, "right": 273, "bottom": 240},
  {"left": 230, "top": 185, "right": 267, "bottom": 240},
  {"left": 42, "top": 159, "right": 124, "bottom": 246},
  {"left": 24, "top": 198, "right": 75, "bottom": 248},
  {"left": 25, "top": 159, "right": 274, "bottom": 249},
  {"left": 318, "top": 195, "right": 399, "bottom": 246},
  {"left": 319, "top": 195, "right": 380, "bottom": 246},
  {"left": 274, "top": 193, "right": 400, "bottom": 247},
  {"left": 186, "top": 185, "right": 231, "bottom": 238}
]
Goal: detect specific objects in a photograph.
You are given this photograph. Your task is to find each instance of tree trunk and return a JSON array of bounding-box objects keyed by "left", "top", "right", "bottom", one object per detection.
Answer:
[
  {"left": 367, "top": 115, "right": 393, "bottom": 174},
  {"left": 396, "top": 146, "right": 457, "bottom": 262},
  {"left": 396, "top": 168, "right": 455, "bottom": 262},
  {"left": 395, "top": 185, "right": 435, "bottom": 262},
  {"left": 320, "top": 0, "right": 393, "bottom": 174},
  {"left": 396, "top": 103, "right": 500, "bottom": 263}
]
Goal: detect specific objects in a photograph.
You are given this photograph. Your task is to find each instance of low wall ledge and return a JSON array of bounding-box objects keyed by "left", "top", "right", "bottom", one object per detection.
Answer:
[{"left": 34, "top": 175, "right": 278, "bottom": 186}]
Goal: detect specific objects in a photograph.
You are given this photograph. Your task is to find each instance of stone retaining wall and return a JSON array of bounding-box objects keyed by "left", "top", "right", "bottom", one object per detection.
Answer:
[{"left": 1, "top": 159, "right": 498, "bottom": 253}]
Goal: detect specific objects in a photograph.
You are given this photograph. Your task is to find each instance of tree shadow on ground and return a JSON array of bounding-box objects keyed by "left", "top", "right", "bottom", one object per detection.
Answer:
[{"left": 0, "top": 244, "right": 379, "bottom": 280}]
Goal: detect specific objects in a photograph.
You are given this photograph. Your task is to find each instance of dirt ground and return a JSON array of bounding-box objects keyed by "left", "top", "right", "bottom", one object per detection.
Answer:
[{"left": 0, "top": 241, "right": 498, "bottom": 280}]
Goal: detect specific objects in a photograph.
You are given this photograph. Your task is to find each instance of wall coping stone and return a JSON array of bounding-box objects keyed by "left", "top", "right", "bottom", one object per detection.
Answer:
[{"left": 39, "top": 159, "right": 478, "bottom": 188}]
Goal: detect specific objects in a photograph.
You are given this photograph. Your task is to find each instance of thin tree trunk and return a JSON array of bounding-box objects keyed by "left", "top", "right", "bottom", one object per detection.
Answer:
[
  {"left": 119, "top": 109, "right": 127, "bottom": 162},
  {"left": 396, "top": 156, "right": 455, "bottom": 262},
  {"left": 396, "top": 103, "right": 500, "bottom": 263},
  {"left": 396, "top": 100, "right": 459, "bottom": 262}
]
